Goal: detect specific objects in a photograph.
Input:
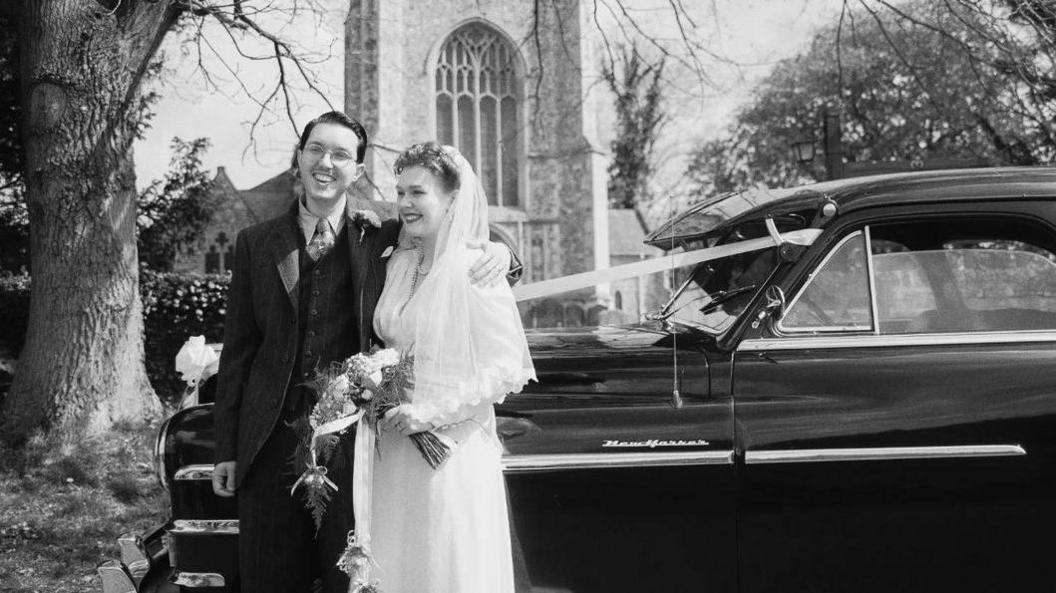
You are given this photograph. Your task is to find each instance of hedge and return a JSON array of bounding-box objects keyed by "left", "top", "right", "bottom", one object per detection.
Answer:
[
  {"left": 0, "top": 271, "right": 230, "bottom": 407},
  {"left": 141, "top": 271, "right": 229, "bottom": 405}
]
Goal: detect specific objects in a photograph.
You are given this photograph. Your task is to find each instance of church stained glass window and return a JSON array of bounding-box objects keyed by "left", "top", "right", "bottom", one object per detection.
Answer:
[{"left": 436, "top": 24, "right": 520, "bottom": 207}]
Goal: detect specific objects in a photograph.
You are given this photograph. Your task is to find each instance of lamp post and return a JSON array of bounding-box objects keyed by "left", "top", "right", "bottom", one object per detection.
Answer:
[
  {"left": 822, "top": 108, "right": 844, "bottom": 180},
  {"left": 791, "top": 137, "right": 817, "bottom": 165}
]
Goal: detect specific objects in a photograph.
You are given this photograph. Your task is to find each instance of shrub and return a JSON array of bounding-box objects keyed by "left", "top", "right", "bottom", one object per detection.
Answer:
[
  {"left": 141, "top": 270, "right": 228, "bottom": 406},
  {"left": 0, "top": 272, "right": 29, "bottom": 356}
]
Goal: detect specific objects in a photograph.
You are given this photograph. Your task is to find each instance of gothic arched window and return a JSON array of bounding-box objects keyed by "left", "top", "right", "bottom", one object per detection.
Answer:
[{"left": 436, "top": 24, "right": 520, "bottom": 207}]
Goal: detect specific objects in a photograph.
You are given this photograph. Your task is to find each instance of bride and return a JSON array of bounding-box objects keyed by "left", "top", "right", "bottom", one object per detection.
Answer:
[{"left": 362, "top": 142, "right": 535, "bottom": 593}]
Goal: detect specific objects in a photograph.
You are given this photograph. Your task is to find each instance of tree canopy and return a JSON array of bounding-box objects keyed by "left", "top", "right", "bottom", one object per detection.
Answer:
[
  {"left": 603, "top": 45, "right": 666, "bottom": 210},
  {"left": 686, "top": 0, "right": 1056, "bottom": 198}
]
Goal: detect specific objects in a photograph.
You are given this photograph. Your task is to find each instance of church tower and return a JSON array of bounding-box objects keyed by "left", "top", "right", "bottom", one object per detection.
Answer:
[{"left": 344, "top": 0, "right": 610, "bottom": 287}]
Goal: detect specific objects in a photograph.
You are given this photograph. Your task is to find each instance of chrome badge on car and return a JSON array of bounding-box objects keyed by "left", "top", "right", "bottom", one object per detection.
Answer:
[{"left": 602, "top": 439, "right": 711, "bottom": 448}]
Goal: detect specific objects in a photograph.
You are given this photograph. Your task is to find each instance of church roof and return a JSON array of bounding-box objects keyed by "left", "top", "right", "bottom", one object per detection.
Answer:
[
  {"left": 608, "top": 209, "right": 661, "bottom": 257},
  {"left": 241, "top": 171, "right": 298, "bottom": 222}
]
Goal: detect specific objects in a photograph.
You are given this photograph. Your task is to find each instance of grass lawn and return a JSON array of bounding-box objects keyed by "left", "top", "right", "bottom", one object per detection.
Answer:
[{"left": 0, "top": 421, "right": 170, "bottom": 593}]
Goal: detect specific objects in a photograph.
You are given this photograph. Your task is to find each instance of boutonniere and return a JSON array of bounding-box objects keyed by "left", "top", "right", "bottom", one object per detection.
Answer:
[{"left": 351, "top": 209, "right": 382, "bottom": 244}]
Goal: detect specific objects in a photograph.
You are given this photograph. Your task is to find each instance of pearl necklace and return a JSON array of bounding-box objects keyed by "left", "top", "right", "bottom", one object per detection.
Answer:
[{"left": 408, "top": 247, "right": 431, "bottom": 300}]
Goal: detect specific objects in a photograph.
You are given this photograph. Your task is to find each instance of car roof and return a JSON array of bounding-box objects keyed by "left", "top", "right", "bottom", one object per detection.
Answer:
[{"left": 647, "top": 167, "right": 1056, "bottom": 248}]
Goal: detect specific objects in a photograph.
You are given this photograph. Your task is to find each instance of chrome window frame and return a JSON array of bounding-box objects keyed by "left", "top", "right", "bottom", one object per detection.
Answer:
[
  {"left": 777, "top": 230, "right": 876, "bottom": 334},
  {"left": 738, "top": 329, "right": 1056, "bottom": 351}
]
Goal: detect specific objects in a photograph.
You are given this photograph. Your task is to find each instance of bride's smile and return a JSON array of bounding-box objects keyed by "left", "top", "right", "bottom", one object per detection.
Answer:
[{"left": 395, "top": 165, "right": 456, "bottom": 248}]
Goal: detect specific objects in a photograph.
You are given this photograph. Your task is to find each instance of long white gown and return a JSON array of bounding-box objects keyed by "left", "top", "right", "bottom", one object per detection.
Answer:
[{"left": 368, "top": 247, "right": 531, "bottom": 593}]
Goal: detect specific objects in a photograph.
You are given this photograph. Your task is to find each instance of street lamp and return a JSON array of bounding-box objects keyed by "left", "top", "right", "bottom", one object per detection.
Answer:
[{"left": 791, "top": 137, "right": 817, "bottom": 164}]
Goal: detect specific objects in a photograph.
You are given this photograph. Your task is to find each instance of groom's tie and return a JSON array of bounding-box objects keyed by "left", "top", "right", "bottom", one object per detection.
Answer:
[{"left": 307, "top": 218, "right": 335, "bottom": 261}]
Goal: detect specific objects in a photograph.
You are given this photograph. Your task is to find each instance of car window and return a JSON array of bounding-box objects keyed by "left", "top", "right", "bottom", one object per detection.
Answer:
[
  {"left": 781, "top": 231, "right": 873, "bottom": 332},
  {"left": 876, "top": 247, "right": 1056, "bottom": 333},
  {"left": 781, "top": 217, "right": 1056, "bottom": 336},
  {"left": 872, "top": 250, "right": 937, "bottom": 333}
]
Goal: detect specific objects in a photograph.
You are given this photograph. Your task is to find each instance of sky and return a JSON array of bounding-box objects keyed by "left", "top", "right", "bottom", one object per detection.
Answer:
[{"left": 133, "top": 0, "right": 848, "bottom": 194}]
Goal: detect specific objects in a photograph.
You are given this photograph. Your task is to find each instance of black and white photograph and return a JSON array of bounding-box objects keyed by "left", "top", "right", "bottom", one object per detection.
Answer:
[{"left": 2, "top": 1, "right": 1056, "bottom": 592}]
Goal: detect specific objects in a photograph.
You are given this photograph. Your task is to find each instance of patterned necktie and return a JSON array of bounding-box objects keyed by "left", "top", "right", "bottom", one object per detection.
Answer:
[{"left": 307, "top": 218, "right": 335, "bottom": 261}]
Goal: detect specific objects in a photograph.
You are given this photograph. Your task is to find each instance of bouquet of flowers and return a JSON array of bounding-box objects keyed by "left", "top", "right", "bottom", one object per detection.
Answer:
[{"left": 292, "top": 347, "right": 453, "bottom": 530}]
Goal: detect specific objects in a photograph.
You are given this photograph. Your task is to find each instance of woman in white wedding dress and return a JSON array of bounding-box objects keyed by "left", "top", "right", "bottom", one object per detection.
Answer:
[{"left": 363, "top": 142, "right": 535, "bottom": 593}]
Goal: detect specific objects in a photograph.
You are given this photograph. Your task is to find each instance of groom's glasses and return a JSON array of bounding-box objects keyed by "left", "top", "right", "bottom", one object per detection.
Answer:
[{"left": 304, "top": 143, "right": 355, "bottom": 166}]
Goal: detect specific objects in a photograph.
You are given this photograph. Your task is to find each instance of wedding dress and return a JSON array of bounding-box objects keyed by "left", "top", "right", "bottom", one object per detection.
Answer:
[{"left": 363, "top": 147, "right": 534, "bottom": 593}]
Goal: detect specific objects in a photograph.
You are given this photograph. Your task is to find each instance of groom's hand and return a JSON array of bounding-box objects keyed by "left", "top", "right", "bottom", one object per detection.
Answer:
[
  {"left": 212, "top": 461, "right": 237, "bottom": 497},
  {"left": 467, "top": 240, "right": 511, "bottom": 287}
]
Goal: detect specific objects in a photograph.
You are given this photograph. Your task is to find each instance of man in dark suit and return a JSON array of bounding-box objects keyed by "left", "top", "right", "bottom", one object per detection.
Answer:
[{"left": 211, "top": 111, "right": 516, "bottom": 593}]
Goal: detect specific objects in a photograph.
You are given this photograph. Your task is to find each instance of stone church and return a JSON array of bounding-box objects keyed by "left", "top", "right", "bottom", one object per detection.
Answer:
[{"left": 175, "top": 0, "right": 665, "bottom": 326}]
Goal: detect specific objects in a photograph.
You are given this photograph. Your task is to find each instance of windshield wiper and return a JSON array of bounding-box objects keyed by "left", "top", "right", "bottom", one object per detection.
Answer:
[
  {"left": 648, "top": 273, "right": 698, "bottom": 322},
  {"left": 697, "top": 284, "right": 758, "bottom": 315}
]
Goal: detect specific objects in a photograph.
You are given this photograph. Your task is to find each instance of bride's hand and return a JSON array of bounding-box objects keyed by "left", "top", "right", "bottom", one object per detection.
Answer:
[{"left": 381, "top": 404, "right": 436, "bottom": 436}]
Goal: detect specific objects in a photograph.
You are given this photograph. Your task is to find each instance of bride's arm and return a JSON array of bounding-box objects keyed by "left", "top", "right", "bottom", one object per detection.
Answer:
[{"left": 384, "top": 272, "right": 535, "bottom": 433}]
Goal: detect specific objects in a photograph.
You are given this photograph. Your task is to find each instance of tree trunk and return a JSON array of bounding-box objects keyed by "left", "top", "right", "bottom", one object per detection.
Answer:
[{"left": 0, "top": 0, "right": 178, "bottom": 446}]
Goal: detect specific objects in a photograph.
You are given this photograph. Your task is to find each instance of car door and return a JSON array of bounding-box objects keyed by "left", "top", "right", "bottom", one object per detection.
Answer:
[
  {"left": 498, "top": 325, "right": 737, "bottom": 593},
  {"left": 732, "top": 204, "right": 1056, "bottom": 593}
]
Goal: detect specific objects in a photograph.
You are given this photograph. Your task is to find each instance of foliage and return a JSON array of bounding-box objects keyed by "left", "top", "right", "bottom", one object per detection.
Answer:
[
  {"left": 686, "top": 0, "right": 1055, "bottom": 199},
  {"left": 0, "top": 272, "right": 229, "bottom": 407},
  {"left": 0, "top": 422, "right": 168, "bottom": 592},
  {"left": 603, "top": 45, "right": 667, "bottom": 209},
  {"left": 137, "top": 137, "right": 218, "bottom": 271},
  {"left": 141, "top": 270, "right": 229, "bottom": 405},
  {"left": 0, "top": 14, "right": 21, "bottom": 201},
  {"left": 0, "top": 272, "right": 28, "bottom": 359}
]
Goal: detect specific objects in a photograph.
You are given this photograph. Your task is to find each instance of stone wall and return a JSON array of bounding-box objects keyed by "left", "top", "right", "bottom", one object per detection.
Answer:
[{"left": 344, "top": 0, "right": 609, "bottom": 279}]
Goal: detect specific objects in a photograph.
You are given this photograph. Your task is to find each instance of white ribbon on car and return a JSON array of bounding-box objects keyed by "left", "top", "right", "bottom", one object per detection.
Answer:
[{"left": 512, "top": 227, "right": 822, "bottom": 302}]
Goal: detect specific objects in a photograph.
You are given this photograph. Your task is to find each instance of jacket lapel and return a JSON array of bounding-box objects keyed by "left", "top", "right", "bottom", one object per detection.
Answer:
[{"left": 271, "top": 203, "right": 302, "bottom": 312}]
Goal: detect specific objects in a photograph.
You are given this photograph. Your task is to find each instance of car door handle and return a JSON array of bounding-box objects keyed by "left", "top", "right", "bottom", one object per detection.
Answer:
[{"left": 744, "top": 444, "right": 1026, "bottom": 465}]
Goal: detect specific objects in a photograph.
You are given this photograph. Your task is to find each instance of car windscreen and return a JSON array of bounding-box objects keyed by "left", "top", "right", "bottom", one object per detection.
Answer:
[{"left": 663, "top": 214, "right": 809, "bottom": 335}]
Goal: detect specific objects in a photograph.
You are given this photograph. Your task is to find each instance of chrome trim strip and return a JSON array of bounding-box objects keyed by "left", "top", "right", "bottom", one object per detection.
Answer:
[
  {"left": 745, "top": 444, "right": 1026, "bottom": 465},
  {"left": 173, "top": 463, "right": 214, "bottom": 481},
  {"left": 172, "top": 572, "right": 226, "bottom": 587},
  {"left": 501, "top": 450, "right": 734, "bottom": 473},
  {"left": 154, "top": 415, "right": 172, "bottom": 490},
  {"left": 864, "top": 225, "right": 880, "bottom": 335},
  {"left": 172, "top": 519, "right": 240, "bottom": 534},
  {"left": 738, "top": 330, "right": 1056, "bottom": 351}
]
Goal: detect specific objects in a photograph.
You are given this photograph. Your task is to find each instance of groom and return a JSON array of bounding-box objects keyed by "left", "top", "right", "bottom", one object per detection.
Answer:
[{"left": 211, "top": 110, "right": 517, "bottom": 593}]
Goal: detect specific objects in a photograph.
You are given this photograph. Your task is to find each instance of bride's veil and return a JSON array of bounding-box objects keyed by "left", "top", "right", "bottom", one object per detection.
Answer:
[{"left": 406, "top": 146, "right": 535, "bottom": 417}]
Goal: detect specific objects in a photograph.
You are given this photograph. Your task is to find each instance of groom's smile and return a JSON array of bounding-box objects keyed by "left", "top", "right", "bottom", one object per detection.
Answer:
[
  {"left": 312, "top": 170, "right": 335, "bottom": 182},
  {"left": 296, "top": 122, "right": 365, "bottom": 210}
]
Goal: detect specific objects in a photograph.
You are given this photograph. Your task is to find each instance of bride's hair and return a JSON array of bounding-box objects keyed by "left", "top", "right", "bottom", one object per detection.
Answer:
[{"left": 393, "top": 142, "right": 462, "bottom": 192}]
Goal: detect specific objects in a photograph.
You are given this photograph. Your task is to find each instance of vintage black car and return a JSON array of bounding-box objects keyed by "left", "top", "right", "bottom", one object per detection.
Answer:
[{"left": 100, "top": 167, "right": 1056, "bottom": 593}]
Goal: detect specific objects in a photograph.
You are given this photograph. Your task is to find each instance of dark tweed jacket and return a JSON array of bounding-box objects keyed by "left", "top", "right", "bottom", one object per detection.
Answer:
[{"left": 214, "top": 197, "right": 400, "bottom": 487}]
